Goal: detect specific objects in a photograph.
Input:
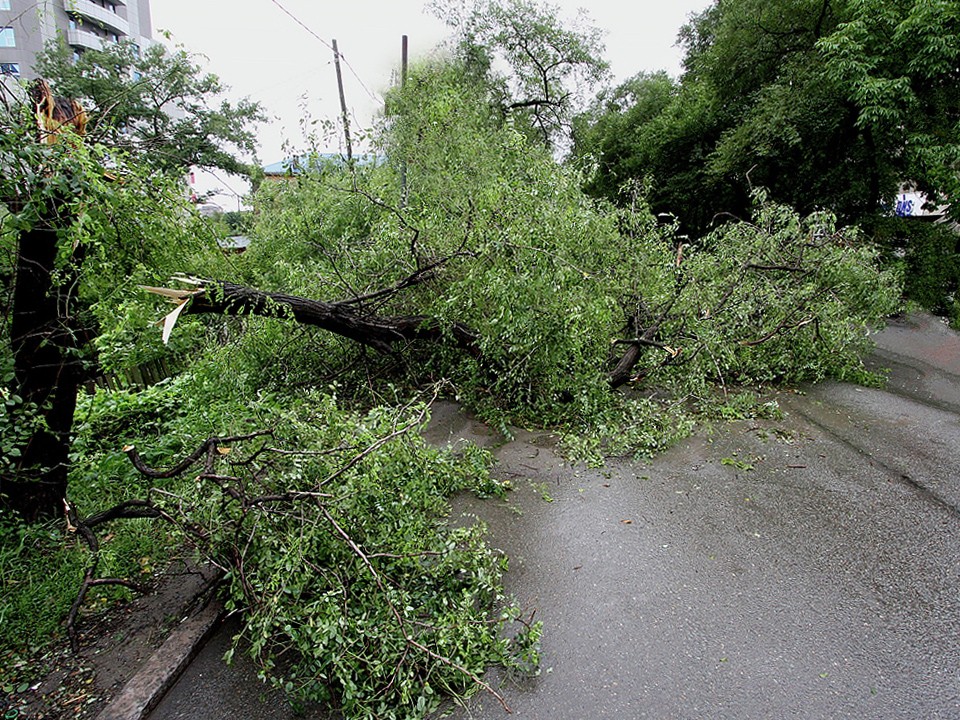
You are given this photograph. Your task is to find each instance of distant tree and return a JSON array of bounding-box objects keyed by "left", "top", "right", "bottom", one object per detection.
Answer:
[
  {"left": 429, "top": 0, "right": 608, "bottom": 148},
  {"left": 34, "top": 39, "right": 264, "bottom": 176},
  {"left": 817, "top": 0, "right": 960, "bottom": 215},
  {"left": 572, "top": 0, "right": 960, "bottom": 233},
  {"left": 572, "top": 71, "right": 677, "bottom": 201},
  {"left": 222, "top": 210, "right": 253, "bottom": 235}
]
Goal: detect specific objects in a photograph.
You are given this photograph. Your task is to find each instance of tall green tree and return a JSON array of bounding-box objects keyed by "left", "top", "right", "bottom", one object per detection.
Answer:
[
  {"left": 34, "top": 39, "right": 264, "bottom": 176},
  {"left": 818, "top": 0, "right": 960, "bottom": 213},
  {"left": 572, "top": 0, "right": 960, "bottom": 234},
  {"left": 428, "top": 0, "right": 608, "bottom": 148}
]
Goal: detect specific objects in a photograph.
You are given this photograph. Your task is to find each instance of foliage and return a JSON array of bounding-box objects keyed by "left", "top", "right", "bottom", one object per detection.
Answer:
[
  {"left": 182, "top": 396, "right": 530, "bottom": 717},
  {"left": 0, "top": 517, "right": 92, "bottom": 650},
  {"left": 571, "top": 0, "right": 960, "bottom": 235},
  {"left": 222, "top": 210, "right": 254, "bottom": 235},
  {"left": 34, "top": 39, "right": 264, "bottom": 176},
  {"left": 818, "top": 0, "right": 960, "bottom": 216},
  {"left": 0, "top": 92, "right": 232, "bottom": 372},
  {"left": 0, "top": 378, "right": 192, "bottom": 653},
  {"left": 90, "top": 378, "right": 537, "bottom": 717},
  {"left": 0, "top": 3, "right": 909, "bottom": 716},
  {"left": 642, "top": 193, "right": 901, "bottom": 390},
  {"left": 0, "top": 73, "right": 254, "bottom": 525},
  {"left": 238, "top": 58, "right": 900, "bottom": 452},
  {"left": 428, "top": 0, "right": 608, "bottom": 148},
  {"left": 865, "top": 217, "right": 960, "bottom": 324},
  {"left": 571, "top": 71, "right": 677, "bottom": 200}
]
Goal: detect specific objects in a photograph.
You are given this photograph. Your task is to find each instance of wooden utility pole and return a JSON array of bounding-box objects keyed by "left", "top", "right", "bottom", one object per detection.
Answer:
[{"left": 332, "top": 39, "right": 353, "bottom": 162}]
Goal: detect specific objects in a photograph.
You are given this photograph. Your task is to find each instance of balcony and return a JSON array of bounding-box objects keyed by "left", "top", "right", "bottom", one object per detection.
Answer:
[
  {"left": 64, "top": 0, "right": 129, "bottom": 36},
  {"left": 66, "top": 27, "right": 104, "bottom": 51}
]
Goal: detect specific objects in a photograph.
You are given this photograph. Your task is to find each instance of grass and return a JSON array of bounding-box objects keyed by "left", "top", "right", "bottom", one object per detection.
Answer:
[{"left": 0, "top": 512, "right": 176, "bottom": 656}]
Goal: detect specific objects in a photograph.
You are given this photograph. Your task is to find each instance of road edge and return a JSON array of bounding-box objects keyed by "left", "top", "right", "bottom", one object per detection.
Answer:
[{"left": 95, "top": 599, "right": 224, "bottom": 720}]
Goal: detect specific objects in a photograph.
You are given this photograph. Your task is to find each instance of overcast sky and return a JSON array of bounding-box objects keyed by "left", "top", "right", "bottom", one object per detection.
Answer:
[{"left": 149, "top": 0, "right": 711, "bottom": 203}]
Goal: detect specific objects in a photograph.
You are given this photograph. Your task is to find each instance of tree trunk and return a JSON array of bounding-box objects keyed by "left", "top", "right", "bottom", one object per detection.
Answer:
[
  {"left": 165, "top": 280, "right": 652, "bottom": 390},
  {"left": 1, "top": 82, "right": 95, "bottom": 521},
  {"left": 4, "top": 218, "right": 83, "bottom": 521}
]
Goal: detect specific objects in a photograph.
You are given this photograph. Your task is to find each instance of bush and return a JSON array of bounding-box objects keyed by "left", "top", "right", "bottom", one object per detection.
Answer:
[{"left": 866, "top": 216, "right": 959, "bottom": 323}]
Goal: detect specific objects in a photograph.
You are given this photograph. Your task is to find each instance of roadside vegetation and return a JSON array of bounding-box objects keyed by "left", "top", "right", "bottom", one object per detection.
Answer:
[{"left": 1, "top": 0, "right": 955, "bottom": 717}]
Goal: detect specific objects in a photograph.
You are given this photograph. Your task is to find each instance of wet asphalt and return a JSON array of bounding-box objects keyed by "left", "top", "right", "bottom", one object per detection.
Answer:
[{"left": 149, "top": 313, "right": 960, "bottom": 719}]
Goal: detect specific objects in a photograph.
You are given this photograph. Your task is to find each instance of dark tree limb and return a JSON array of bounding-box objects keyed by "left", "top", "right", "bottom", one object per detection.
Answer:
[
  {"left": 149, "top": 280, "right": 481, "bottom": 357},
  {"left": 65, "top": 498, "right": 156, "bottom": 652},
  {"left": 608, "top": 283, "right": 688, "bottom": 389},
  {"left": 123, "top": 430, "right": 274, "bottom": 479}
]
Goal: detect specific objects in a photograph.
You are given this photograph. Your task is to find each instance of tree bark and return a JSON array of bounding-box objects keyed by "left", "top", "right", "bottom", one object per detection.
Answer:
[
  {"left": 4, "top": 219, "right": 83, "bottom": 520},
  {"left": 181, "top": 281, "right": 481, "bottom": 356}
]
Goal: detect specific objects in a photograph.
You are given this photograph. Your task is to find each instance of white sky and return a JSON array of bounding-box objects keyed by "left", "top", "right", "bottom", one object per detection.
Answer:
[{"left": 149, "top": 0, "right": 712, "bottom": 205}]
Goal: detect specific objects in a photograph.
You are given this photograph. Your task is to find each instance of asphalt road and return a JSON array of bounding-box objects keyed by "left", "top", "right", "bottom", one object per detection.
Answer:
[{"left": 149, "top": 313, "right": 960, "bottom": 719}]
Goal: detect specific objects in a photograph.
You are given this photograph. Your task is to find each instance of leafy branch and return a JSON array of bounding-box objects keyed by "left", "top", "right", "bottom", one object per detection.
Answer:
[{"left": 63, "top": 400, "right": 534, "bottom": 715}]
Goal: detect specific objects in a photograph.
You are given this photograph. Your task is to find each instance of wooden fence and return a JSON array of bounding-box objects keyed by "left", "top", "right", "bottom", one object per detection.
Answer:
[{"left": 86, "top": 356, "right": 180, "bottom": 393}]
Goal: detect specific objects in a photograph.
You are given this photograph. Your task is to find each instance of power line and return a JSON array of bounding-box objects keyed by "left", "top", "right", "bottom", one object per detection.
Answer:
[
  {"left": 267, "top": 0, "right": 381, "bottom": 104},
  {"left": 268, "top": 0, "right": 333, "bottom": 51}
]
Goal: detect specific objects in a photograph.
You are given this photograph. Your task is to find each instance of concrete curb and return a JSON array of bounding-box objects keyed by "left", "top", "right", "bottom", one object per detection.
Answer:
[{"left": 96, "top": 600, "right": 224, "bottom": 720}]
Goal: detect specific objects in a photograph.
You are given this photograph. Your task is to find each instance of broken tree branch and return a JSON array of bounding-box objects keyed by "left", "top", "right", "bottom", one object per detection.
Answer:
[{"left": 145, "top": 280, "right": 480, "bottom": 357}]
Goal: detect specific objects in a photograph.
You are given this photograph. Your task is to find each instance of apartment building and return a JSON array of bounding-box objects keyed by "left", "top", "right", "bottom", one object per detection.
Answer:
[{"left": 0, "top": 0, "right": 152, "bottom": 79}]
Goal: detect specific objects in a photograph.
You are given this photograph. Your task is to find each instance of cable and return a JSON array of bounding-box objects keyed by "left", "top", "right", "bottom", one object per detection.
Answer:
[{"left": 267, "top": 0, "right": 381, "bottom": 103}]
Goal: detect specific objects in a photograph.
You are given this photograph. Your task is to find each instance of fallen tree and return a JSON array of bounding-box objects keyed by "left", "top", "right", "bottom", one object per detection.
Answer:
[
  {"left": 148, "top": 191, "right": 900, "bottom": 417},
  {"left": 1, "top": 27, "right": 905, "bottom": 720},
  {"left": 64, "top": 398, "right": 537, "bottom": 716}
]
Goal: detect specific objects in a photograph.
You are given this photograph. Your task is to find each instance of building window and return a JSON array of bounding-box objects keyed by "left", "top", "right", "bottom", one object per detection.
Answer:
[
  {"left": 0, "top": 27, "right": 14, "bottom": 47},
  {"left": 0, "top": 62, "right": 19, "bottom": 76},
  {"left": 0, "top": 1, "right": 11, "bottom": 11}
]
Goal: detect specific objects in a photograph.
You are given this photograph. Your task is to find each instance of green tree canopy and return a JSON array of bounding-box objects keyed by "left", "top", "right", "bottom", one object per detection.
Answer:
[
  {"left": 818, "top": 0, "right": 960, "bottom": 212},
  {"left": 34, "top": 39, "right": 264, "bottom": 176},
  {"left": 572, "top": 0, "right": 960, "bottom": 234},
  {"left": 429, "top": 0, "right": 609, "bottom": 148}
]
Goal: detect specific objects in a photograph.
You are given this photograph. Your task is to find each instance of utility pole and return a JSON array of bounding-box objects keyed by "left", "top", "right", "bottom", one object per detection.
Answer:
[{"left": 332, "top": 39, "right": 353, "bottom": 162}]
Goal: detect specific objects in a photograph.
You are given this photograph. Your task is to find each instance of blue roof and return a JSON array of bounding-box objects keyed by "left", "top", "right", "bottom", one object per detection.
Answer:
[{"left": 262, "top": 153, "right": 384, "bottom": 176}]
